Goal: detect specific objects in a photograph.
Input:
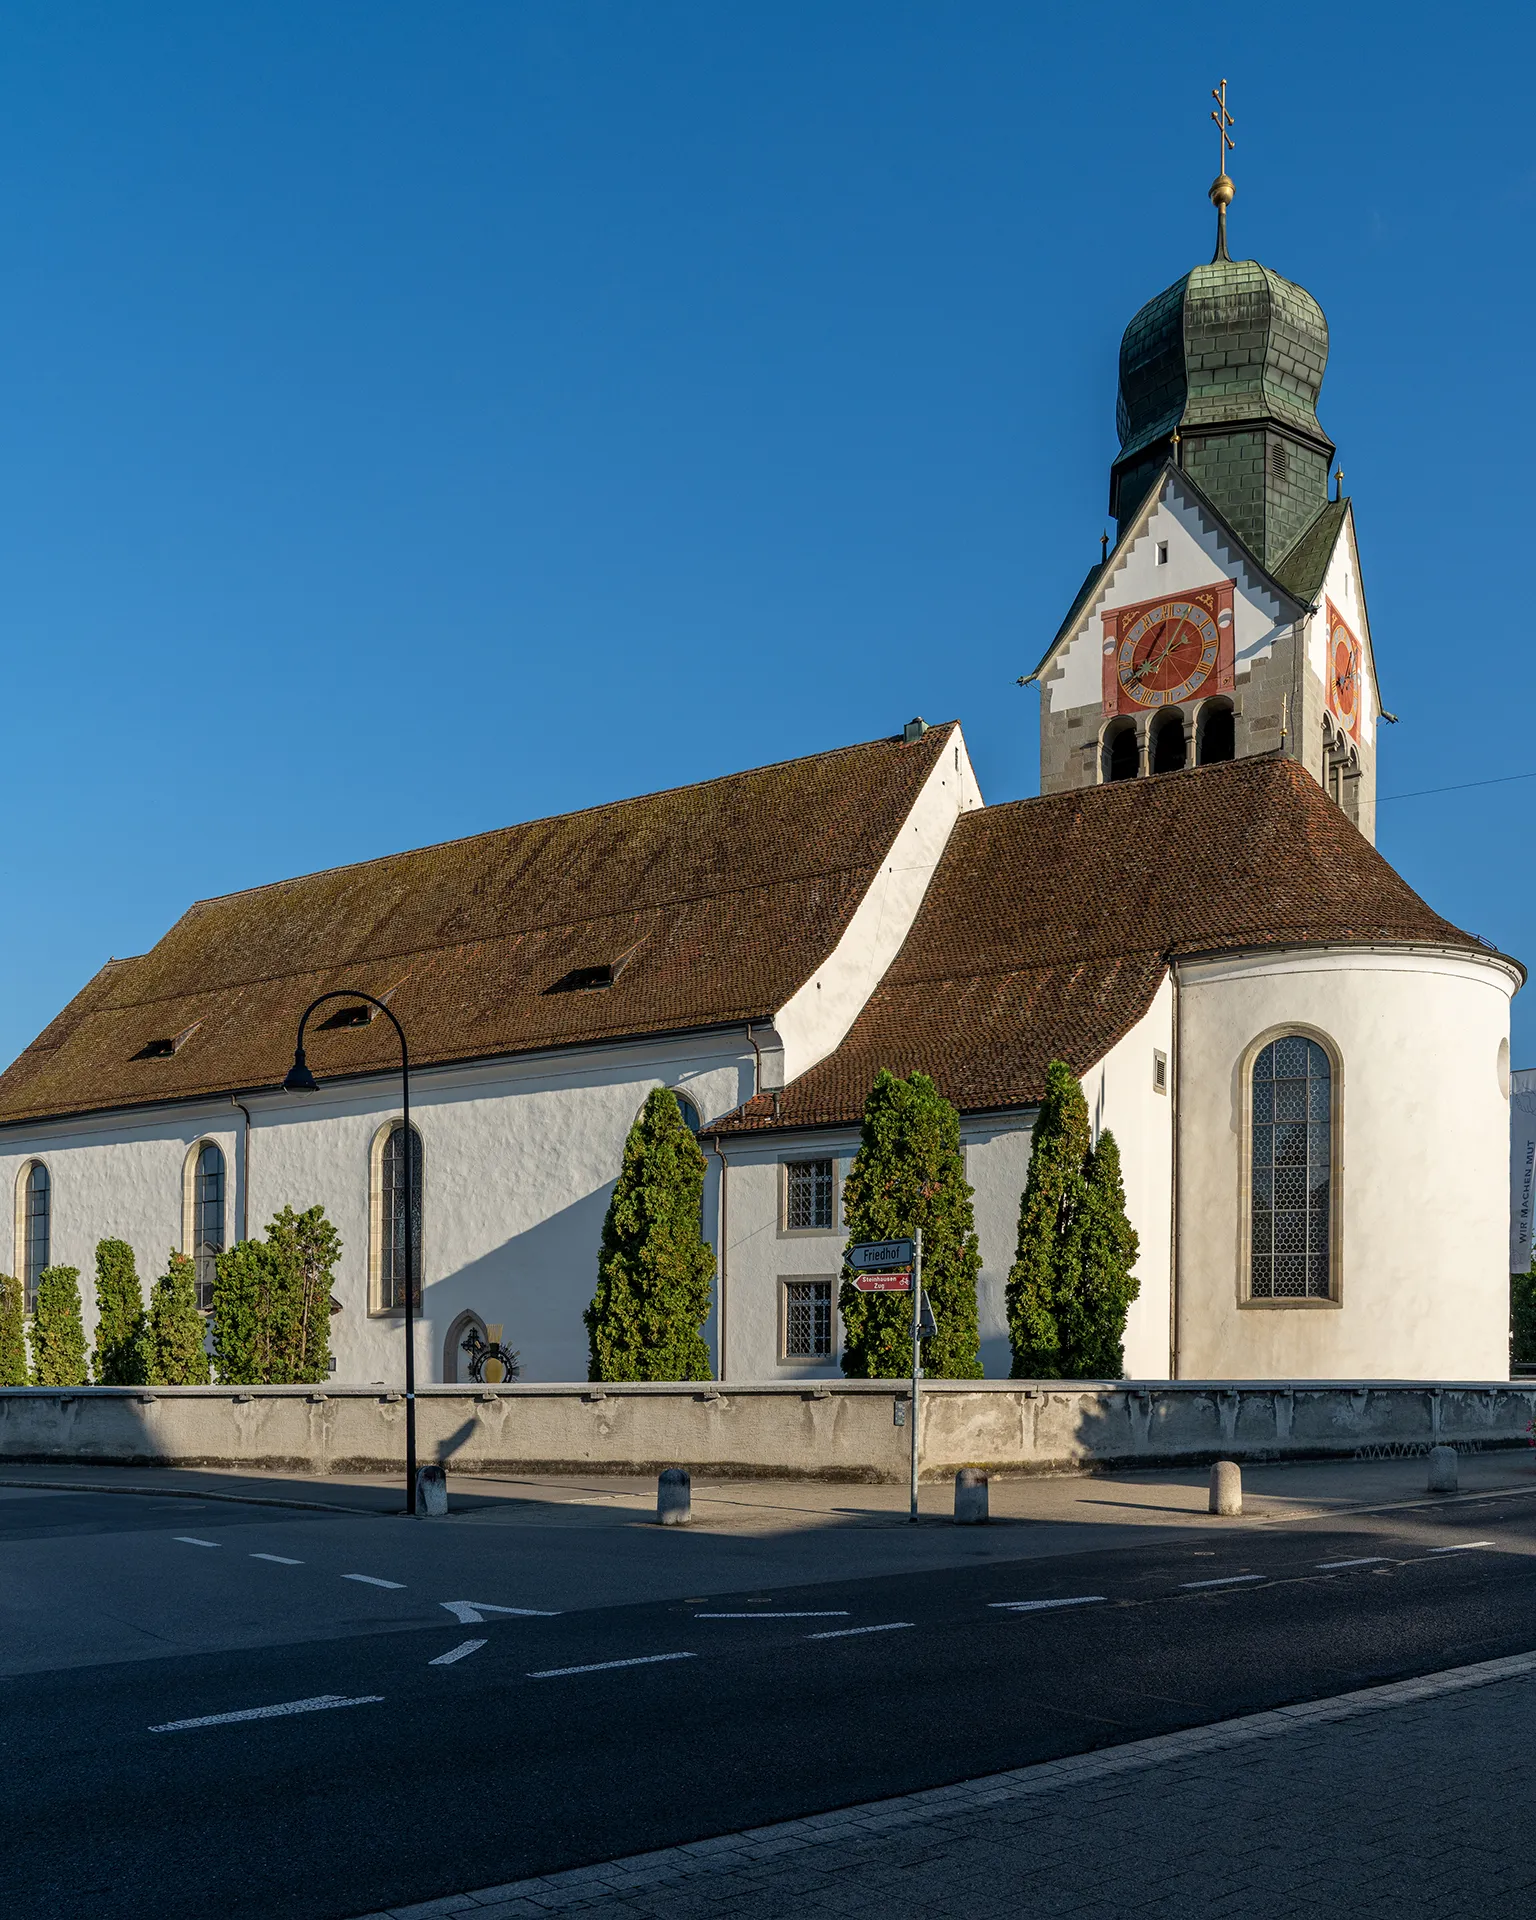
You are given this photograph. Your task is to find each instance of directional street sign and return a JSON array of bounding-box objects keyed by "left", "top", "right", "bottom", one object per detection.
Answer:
[
  {"left": 852, "top": 1272, "right": 911, "bottom": 1293},
  {"left": 848, "top": 1238, "right": 915, "bottom": 1272}
]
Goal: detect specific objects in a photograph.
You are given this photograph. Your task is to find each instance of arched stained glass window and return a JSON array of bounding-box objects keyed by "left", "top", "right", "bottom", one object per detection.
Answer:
[
  {"left": 23, "top": 1162, "right": 50, "bottom": 1311},
  {"left": 1250, "top": 1036, "right": 1332, "bottom": 1299},
  {"left": 193, "top": 1143, "right": 226, "bottom": 1313},
  {"left": 381, "top": 1124, "right": 423, "bottom": 1312}
]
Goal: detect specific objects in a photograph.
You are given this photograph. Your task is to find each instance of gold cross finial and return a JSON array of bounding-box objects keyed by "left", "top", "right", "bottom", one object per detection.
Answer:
[{"left": 1208, "top": 79, "right": 1236, "bottom": 261}]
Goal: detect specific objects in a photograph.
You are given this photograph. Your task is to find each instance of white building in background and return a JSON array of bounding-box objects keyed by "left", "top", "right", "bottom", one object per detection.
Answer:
[{"left": 1, "top": 178, "right": 1523, "bottom": 1383}]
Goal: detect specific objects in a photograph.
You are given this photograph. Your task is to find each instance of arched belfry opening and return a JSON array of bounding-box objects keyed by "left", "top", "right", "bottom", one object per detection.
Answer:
[
  {"left": 1151, "top": 711, "right": 1187, "bottom": 774},
  {"left": 1103, "top": 721, "right": 1139, "bottom": 783},
  {"left": 1197, "top": 701, "right": 1235, "bottom": 765}
]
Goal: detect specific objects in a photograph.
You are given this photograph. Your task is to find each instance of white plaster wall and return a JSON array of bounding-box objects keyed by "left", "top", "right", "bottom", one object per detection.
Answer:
[
  {"left": 1175, "top": 946, "right": 1519, "bottom": 1380},
  {"left": 0, "top": 1031, "right": 757, "bottom": 1385},
  {"left": 774, "top": 729, "right": 983, "bottom": 1084},
  {"left": 1078, "top": 975, "right": 1175, "bottom": 1378},
  {"left": 1046, "top": 476, "right": 1293, "bottom": 713}
]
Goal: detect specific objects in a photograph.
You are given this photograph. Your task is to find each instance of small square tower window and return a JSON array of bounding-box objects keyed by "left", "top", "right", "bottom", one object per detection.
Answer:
[
  {"left": 783, "top": 1279, "right": 834, "bottom": 1359},
  {"left": 785, "top": 1158, "right": 835, "bottom": 1230},
  {"left": 1155, "top": 541, "right": 1169, "bottom": 565}
]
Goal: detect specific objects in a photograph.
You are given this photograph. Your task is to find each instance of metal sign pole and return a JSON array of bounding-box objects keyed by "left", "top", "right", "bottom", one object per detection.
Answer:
[{"left": 909, "top": 1226, "right": 923, "bottom": 1523}]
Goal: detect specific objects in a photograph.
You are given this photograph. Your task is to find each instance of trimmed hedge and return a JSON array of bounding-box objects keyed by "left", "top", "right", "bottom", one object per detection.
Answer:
[
  {"left": 0, "top": 1274, "right": 26, "bottom": 1386},
  {"left": 31, "top": 1266, "right": 88, "bottom": 1386},
  {"left": 147, "top": 1251, "right": 211, "bottom": 1386},
  {"left": 92, "top": 1239, "right": 149, "bottom": 1385}
]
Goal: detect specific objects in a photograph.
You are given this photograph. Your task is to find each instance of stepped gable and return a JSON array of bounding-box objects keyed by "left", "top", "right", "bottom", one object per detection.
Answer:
[
  {"left": 0, "top": 725, "right": 956, "bottom": 1125},
  {"left": 713, "top": 755, "right": 1486, "bottom": 1134}
]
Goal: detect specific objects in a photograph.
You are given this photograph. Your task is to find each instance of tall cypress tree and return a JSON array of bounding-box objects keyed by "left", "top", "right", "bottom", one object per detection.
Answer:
[
  {"left": 211, "top": 1240, "right": 277, "bottom": 1386},
  {"left": 31, "top": 1266, "right": 88, "bottom": 1386},
  {"left": 1006, "top": 1061, "right": 1091, "bottom": 1378},
  {"left": 147, "top": 1251, "right": 211, "bottom": 1386},
  {"left": 92, "top": 1239, "right": 149, "bottom": 1384},
  {"left": 265, "top": 1205, "right": 339, "bottom": 1384},
  {"left": 585, "top": 1087, "right": 715, "bottom": 1382},
  {"left": 1007, "top": 1062, "right": 1140, "bottom": 1379},
  {"left": 0, "top": 1274, "right": 27, "bottom": 1387},
  {"left": 1059, "top": 1130, "right": 1140, "bottom": 1379},
  {"left": 838, "top": 1069, "right": 982, "bottom": 1379}
]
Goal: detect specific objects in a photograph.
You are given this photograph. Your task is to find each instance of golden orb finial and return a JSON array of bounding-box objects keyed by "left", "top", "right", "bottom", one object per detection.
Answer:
[
  {"left": 1209, "top": 80, "right": 1236, "bottom": 261},
  {"left": 1209, "top": 172, "right": 1235, "bottom": 210}
]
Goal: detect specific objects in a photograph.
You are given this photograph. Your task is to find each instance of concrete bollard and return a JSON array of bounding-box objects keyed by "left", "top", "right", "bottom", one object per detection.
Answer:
[
  {"left": 1427, "top": 1444, "right": 1458, "bottom": 1493},
  {"left": 657, "top": 1466, "right": 692, "bottom": 1526},
  {"left": 1209, "top": 1459, "right": 1242, "bottom": 1516},
  {"left": 416, "top": 1464, "right": 448, "bottom": 1517},
  {"left": 954, "top": 1467, "right": 990, "bottom": 1525}
]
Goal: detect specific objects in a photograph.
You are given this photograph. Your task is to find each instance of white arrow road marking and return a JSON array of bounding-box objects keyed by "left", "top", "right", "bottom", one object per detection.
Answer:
[
  {"left": 343, "top": 1575, "right": 406, "bottom": 1589},
  {"left": 529, "top": 1653, "right": 695, "bottom": 1679},
  {"left": 150, "top": 1694, "right": 383, "bottom": 1732},
  {"left": 807, "top": 1622, "right": 914, "bottom": 1640},
  {"left": 174, "top": 1537, "right": 220, "bottom": 1548},
  {"left": 1180, "top": 1575, "right": 1266, "bottom": 1589},
  {"left": 251, "top": 1553, "right": 304, "bottom": 1565},
  {"left": 988, "top": 1597, "right": 1106, "bottom": 1612},
  {"left": 1429, "top": 1541, "right": 1496, "bottom": 1554},
  {"left": 440, "top": 1601, "right": 562, "bottom": 1624},
  {"left": 430, "top": 1639, "right": 488, "bottom": 1666}
]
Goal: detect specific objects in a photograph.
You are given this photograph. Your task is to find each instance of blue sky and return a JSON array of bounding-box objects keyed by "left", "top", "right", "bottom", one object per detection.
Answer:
[{"left": 3, "top": 2, "right": 1534, "bottom": 1066}]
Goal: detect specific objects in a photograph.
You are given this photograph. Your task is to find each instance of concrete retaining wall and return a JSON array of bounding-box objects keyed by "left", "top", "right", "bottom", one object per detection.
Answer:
[{"left": 2, "top": 1380, "right": 1534, "bottom": 1480}]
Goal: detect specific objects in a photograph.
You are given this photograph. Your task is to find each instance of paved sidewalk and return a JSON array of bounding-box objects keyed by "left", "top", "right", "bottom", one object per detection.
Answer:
[{"left": 357, "top": 1653, "right": 1536, "bottom": 1919}]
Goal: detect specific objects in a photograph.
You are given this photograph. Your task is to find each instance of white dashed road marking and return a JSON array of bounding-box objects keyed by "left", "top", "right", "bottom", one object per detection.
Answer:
[
  {"left": 807, "top": 1622, "right": 914, "bottom": 1640},
  {"left": 251, "top": 1553, "right": 304, "bottom": 1565},
  {"left": 150, "top": 1694, "right": 383, "bottom": 1733},
  {"left": 343, "top": 1575, "right": 406, "bottom": 1589},
  {"left": 430, "top": 1640, "right": 488, "bottom": 1666},
  {"left": 693, "top": 1612, "right": 850, "bottom": 1620},
  {"left": 990, "top": 1597, "right": 1107, "bottom": 1613},
  {"left": 1180, "top": 1575, "right": 1267, "bottom": 1589},
  {"left": 1317, "top": 1558, "right": 1390, "bottom": 1570},
  {"left": 529, "top": 1653, "right": 695, "bottom": 1680},
  {"left": 174, "top": 1537, "right": 220, "bottom": 1548},
  {"left": 440, "top": 1601, "right": 562, "bottom": 1623},
  {"left": 1428, "top": 1541, "right": 1496, "bottom": 1554}
]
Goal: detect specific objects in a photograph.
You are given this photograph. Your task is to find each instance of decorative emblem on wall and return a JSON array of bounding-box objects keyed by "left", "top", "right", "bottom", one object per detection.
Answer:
[{"left": 1326, "top": 599, "right": 1362, "bottom": 740}]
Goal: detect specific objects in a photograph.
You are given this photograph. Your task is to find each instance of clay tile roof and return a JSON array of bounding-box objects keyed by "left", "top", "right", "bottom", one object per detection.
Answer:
[
  {"left": 713, "top": 754, "right": 1497, "bottom": 1134},
  {"left": 0, "top": 725, "right": 957, "bottom": 1126}
]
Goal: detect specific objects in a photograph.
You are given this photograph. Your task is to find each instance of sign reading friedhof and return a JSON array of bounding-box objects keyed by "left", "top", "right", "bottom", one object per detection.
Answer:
[{"left": 848, "top": 1239, "right": 915, "bottom": 1271}]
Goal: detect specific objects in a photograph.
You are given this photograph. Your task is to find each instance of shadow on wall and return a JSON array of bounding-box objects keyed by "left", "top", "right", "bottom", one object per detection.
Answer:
[{"left": 429, "top": 1184, "right": 614, "bottom": 1382}]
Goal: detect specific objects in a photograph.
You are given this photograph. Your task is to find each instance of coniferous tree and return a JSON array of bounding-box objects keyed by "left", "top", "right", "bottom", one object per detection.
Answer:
[
  {"left": 147, "top": 1251, "right": 211, "bottom": 1386},
  {"left": 1007, "top": 1063, "right": 1140, "bottom": 1379},
  {"left": 211, "top": 1240, "right": 277, "bottom": 1386},
  {"left": 1058, "top": 1130, "right": 1140, "bottom": 1378},
  {"left": 30, "top": 1266, "right": 88, "bottom": 1386},
  {"left": 92, "top": 1239, "right": 149, "bottom": 1384},
  {"left": 0, "top": 1274, "right": 27, "bottom": 1387},
  {"left": 1006, "top": 1062, "right": 1091, "bottom": 1378},
  {"left": 838, "top": 1070, "right": 982, "bottom": 1380},
  {"left": 585, "top": 1088, "right": 715, "bottom": 1381},
  {"left": 264, "top": 1205, "right": 339, "bottom": 1384}
]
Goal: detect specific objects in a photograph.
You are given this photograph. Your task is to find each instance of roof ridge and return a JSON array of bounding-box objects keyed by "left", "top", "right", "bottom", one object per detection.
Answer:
[{"left": 183, "top": 722, "right": 960, "bottom": 912}]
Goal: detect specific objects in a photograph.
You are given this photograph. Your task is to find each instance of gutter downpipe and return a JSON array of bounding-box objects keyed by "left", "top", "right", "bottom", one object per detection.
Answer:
[
  {"left": 230, "top": 1093, "right": 253, "bottom": 1242},
  {"left": 1168, "top": 959, "right": 1181, "bottom": 1381}
]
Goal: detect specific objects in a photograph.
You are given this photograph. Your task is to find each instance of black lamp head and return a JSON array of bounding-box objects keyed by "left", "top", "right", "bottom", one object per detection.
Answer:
[{"left": 283, "top": 1046, "right": 320, "bottom": 1095}]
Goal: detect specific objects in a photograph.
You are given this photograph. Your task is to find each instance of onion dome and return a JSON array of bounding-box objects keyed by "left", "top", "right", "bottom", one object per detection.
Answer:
[{"left": 1109, "top": 176, "right": 1334, "bottom": 569}]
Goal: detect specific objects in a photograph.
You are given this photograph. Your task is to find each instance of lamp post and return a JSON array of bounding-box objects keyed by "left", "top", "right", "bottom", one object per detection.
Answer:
[{"left": 284, "top": 991, "right": 419, "bottom": 1516}]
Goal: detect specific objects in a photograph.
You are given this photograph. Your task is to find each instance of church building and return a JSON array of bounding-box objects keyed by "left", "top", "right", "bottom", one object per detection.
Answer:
[{"left": 0, "top": 161, "right": 1519, "bottom": 1385}]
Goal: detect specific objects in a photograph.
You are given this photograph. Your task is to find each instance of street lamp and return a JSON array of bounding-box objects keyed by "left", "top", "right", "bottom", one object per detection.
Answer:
[{"left": 284, "top": 990, "right": 420, "bottom": 1515}]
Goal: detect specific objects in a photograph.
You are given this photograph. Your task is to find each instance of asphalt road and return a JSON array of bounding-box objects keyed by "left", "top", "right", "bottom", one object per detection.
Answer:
[{"left": 2, "top": 1480, "right": 1534, "bottom": 1919}]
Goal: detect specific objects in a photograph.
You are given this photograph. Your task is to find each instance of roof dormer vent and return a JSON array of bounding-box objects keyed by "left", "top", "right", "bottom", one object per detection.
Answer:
[
  {"left": 903, "top": 717, "right": 928, "bottom": 743},
  {"left": 131, "top": 1020, "right": 202, "bottom": 1061}
]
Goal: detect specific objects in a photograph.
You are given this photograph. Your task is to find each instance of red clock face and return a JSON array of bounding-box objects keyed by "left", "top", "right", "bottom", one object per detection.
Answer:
[
  {"left": 1116, "top": 600, "right": 1220, "bottom": 709},
  {"left": 1326, "top": 601, "right": 1361, "bottom": 738}
]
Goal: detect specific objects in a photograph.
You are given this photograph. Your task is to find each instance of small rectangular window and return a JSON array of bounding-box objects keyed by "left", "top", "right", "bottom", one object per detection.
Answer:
[
  {"left": 783, "top": 1279, "right": 834, "bottom": 1359},
  {"left": 785, "top": 1158, "right": 835, "bottom": 1231},
  {"left": 1153, "top": 1050, "right": 1168, "bottom": 1094},
  {"left": 1156, "top": 541, "right": 1169, "bottom": 565}
]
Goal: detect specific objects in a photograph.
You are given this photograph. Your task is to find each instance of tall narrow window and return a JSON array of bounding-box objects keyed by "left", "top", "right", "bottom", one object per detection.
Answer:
[
  {"left": 785, "top": 1158, "right": 834, "bottom": 1231},
  {"left": 1250, "top": 1036, "right": 1332, "bottom": 1299},
  {"left": 1105, "top": 724, "right": 1139, "bottom": 782},
  {"left": 1151, "top": 711, "right": 1187, "bottom": 773},
  {"left": 192, "top": 1143, "right": 226, "bottom": 1312},
  {"left": 380, "top": 1123, "right": 423, "bottom": 1311},
  {"left": 22, "top": 1163, "right": 50, "bottom": 1312}
]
